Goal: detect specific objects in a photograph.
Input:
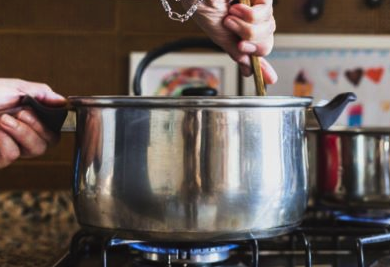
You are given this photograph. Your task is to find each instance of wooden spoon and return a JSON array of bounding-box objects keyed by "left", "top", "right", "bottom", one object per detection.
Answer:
[{"left": 238, "top": 0, "right": 266, "bottom": 96}]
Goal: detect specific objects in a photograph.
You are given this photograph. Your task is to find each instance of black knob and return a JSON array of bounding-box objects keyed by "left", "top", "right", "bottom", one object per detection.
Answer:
[
  {"left": 181, "top": 87, "right": 218, "bottom": 96},
  {"left": 365, "top": 0, "right": 383, "bottom": 8},
  {"left": 303, "top": 0, "right": 325, "bottom": 21}
]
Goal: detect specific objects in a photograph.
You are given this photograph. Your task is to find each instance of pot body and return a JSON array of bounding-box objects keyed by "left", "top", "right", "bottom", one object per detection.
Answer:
[
  {"left": 308, "top": 128, "right": 390, "bottom": 209},
  {"left": 71, "top": 97, "right": 310, "bottom": 241}
]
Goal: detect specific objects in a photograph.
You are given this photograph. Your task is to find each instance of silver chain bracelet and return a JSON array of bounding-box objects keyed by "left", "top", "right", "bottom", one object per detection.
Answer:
[{"left": 160, "top": 0, "right": 205, "bottom": 23}]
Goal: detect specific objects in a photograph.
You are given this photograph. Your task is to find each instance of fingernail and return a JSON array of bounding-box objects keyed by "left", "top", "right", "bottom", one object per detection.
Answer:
[
  {"left": 1, "top": 114, "right": 18, "bottom": 128},
  {"left": 240, "top": 42, "right": 257, "bottom": 53},
  {"left": 268, "top": 67, "right": 278, "bottom": 84},
  {"left": 51, "top": 92, "right": 65, "bottom": 100}
]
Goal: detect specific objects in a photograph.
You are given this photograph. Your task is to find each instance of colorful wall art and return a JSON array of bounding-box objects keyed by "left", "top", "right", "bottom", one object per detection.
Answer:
[
  {"left": 129, "top": 52, "right": 238, "bottom": 96},
  {"left": 243, "top": 35, "right": 390, "bottom": 127}
]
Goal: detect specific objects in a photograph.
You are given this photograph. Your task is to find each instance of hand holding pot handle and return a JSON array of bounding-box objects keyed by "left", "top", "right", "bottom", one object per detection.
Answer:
[
  {"left": 1, "top": 96, "right": 68, "bottom": 133},
  {"left": 20, "top": 96, "right": 68, "bottom": 133}
]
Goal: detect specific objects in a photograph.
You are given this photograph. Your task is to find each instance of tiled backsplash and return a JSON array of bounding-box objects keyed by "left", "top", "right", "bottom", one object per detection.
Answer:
[{"left": 1, "top": 0, "right": 390, "bottom": 189}]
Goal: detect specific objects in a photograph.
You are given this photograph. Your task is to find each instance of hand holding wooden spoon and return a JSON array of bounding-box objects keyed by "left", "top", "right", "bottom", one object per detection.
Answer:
[{"left": 182, "top": 0, "right": 278, "bottom": 84}]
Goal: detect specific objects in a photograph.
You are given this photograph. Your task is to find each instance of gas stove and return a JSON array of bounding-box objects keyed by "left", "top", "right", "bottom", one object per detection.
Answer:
[{"left": 52, "top": 208, "right": 390, "bottom": 267}]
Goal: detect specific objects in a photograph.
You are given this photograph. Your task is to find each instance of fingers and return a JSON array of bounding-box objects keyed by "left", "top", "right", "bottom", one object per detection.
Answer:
[
  {"left": 260, "top": 57, "right": 278, "bottom": 84},
  {"left": 0, "top": 78, "right": 66, "bottom": 109},
  {"left": 16, "top": 110, "right": 59, "bottom": 146},
  {"left": 0, "top": 113, "right": 51, "bottom": 159},
  {"left": 0, "top": 78, "right": 64, "bottom": 168},
  {"left": 0, "top": 80, "right": 24, "bottom": 109},
  {"left": 229, "top": 2, "right": 273, "bottom": 24},
  {"left": 223, "top": 0, "right": 277, "bottom": 81},
  {"left": 16, "top": 80, "right": 66, "bottom": 106},
  {"left": 251, "top": 0, "right": 273, "bottom": 5},
  {"left": 238, "top": 35, "right": 274, "bottom": 57},
  {"left": 238, "top": 56, "right": 278, "bottom": 84},
  {"left": 224, "top": 16, "right": 275, "bottom": 55},
  {"left": 224, "top": 1, "right": 275, "bottom": 57},
  {"left": 0, "top": 130, "right": 20, "bottom": 168}
]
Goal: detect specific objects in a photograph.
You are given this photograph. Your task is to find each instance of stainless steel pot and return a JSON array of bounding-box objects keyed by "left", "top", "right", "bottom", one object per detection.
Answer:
[
  {"left": 4, "top": 92, "right": 354, "bottom": 241},
  {"left": 67, "top": 91, "right": 357, "bottom": 241},
  {"left": 72, "top": 96, "right": 311, "bottom": 241},
  {"left": 308, "top": 127, "right": 390, "bottom": 210}
]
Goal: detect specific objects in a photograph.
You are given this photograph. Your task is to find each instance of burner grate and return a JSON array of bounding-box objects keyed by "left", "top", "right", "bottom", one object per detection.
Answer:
[
  {"left": 54, "top": 210, "right": 390, "bottom": 267},
  {"left": 357, "top": 232, "right": 390, "bottom": 267}
]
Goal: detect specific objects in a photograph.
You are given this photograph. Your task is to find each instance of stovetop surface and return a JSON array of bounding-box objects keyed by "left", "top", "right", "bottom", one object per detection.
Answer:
[{"left": 52, "top": 209, "right": 390, "bottom": 267}]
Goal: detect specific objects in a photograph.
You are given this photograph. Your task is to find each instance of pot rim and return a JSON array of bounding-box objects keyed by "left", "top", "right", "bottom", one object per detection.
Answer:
[
  {"left": 312, "top": 126, "right": 390, "bottom": 134},
  {"left": 68, "top": 96, "right": 312, "bottom": 108}
]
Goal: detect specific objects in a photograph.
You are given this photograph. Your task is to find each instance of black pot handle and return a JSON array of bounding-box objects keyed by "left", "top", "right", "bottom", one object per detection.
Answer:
[
  {"left": 19, "top": 95, "right": 68, "bottom": 133},
  {"left": 313, "top": 92, "right": 357, "bottom": 130},
  {"left": 133, "top": 38, "right": 223, "bottom": 96}
]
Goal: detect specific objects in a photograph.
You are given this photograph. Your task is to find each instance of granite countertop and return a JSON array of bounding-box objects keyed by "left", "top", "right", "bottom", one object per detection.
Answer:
[{"left": 0, "top": 191, "right": 79, "bottom": 267}]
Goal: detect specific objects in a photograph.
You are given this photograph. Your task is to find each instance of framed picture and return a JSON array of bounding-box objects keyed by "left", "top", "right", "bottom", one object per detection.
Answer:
[
  {"left": 129, "top": 52, "right": 238, "bottom": 96},
  {"left": 243, "top": 34, "right": 390, "bottom": 127}
]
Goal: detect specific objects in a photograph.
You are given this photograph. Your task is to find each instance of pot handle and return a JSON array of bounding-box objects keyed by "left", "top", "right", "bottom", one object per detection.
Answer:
[
  {"left": 133, "top": 38, "right": 223, "bottom": 96},
  {"left": 312, "top": 92, "right": 357, "bottom": 130},
  {"left": 0, "top": 95, "right": 69, "bottom": 133}
]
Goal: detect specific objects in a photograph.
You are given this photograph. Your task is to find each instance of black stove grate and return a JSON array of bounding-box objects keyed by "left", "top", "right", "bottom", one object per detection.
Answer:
[
  {"left": 357, "top": 232, "right": 390, "bottom": 267},
  {"left": 55, "top": 210, "right": 390, "bottom": 267}
]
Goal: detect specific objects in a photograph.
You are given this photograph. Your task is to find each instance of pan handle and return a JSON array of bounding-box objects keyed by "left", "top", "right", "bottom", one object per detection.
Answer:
[{"left": 0, "top": 96, "right": 68, "bottom": 133}]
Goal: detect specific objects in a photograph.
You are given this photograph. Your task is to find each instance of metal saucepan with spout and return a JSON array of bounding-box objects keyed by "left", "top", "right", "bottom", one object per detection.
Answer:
[{"left": 3, "top": 38, "right": 356, "bottom": 242}]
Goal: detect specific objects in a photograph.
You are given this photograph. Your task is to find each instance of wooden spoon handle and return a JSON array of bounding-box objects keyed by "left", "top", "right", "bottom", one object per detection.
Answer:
[
  {"left": 250, "top": 56, "right": 266, "bottom": 96},
  {"left": 238, "top": 0, "right": 266, "bottom": 96}
]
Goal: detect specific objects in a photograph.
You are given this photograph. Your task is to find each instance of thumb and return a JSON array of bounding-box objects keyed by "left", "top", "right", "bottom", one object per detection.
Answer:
[
  {"left": 35, "top": 91, "right": 66, "bottom": 107},
  {"left": 0, "top": 90, "right": 23, "bottom": 109},
  {"left": 18, "top": 81, "right": 66, "bottom": 106}
]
